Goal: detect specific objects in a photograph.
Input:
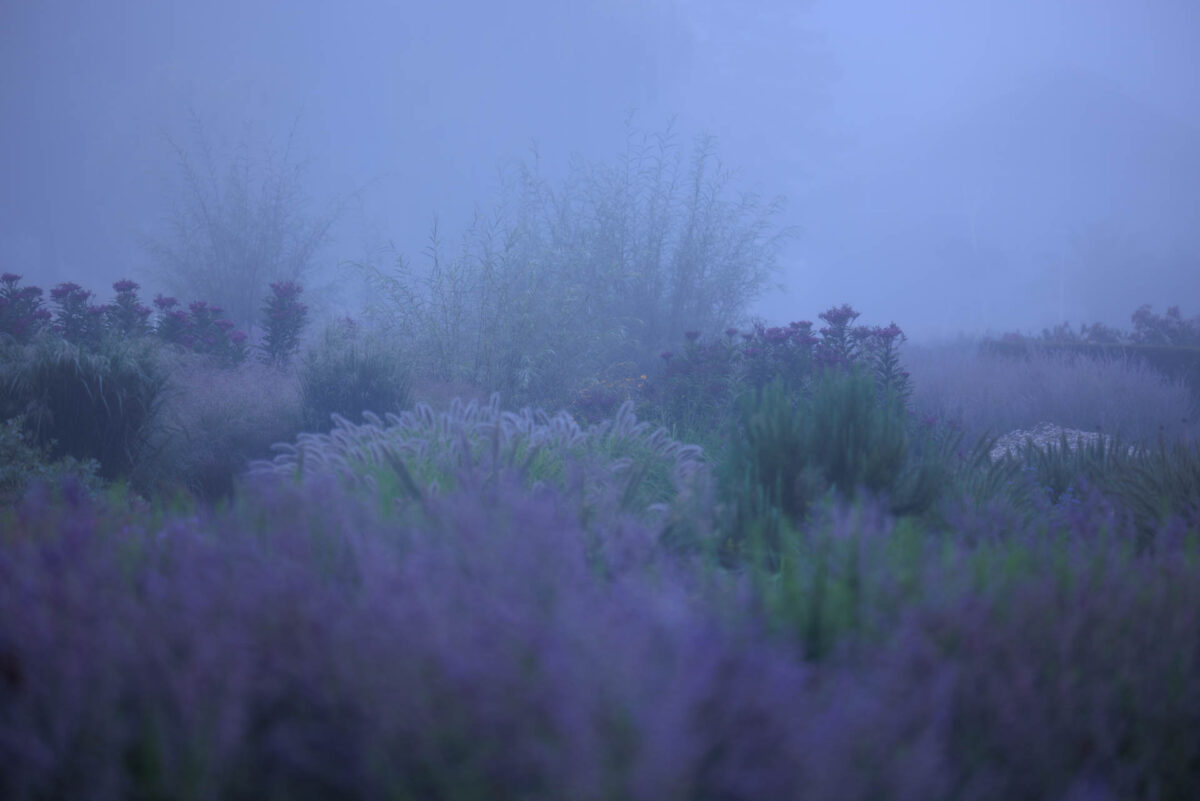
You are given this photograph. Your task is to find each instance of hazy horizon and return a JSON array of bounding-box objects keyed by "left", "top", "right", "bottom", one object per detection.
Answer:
[{"left": 3, "top": 0, "right": 1198, "bottom": 342}]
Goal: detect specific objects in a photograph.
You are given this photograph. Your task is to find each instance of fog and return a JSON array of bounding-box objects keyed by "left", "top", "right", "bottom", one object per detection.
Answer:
[{"left": 3, "top": 0, "right": 1198, "bottom": 342}]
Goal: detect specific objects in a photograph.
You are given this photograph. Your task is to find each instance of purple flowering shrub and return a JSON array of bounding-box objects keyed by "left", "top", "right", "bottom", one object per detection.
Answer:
[
  {"left": 639, "top": 305, "right": 913, "bottom": 439},
  {"left": 152, "top": 294, "right": 189, "bottom": 346},
  {"left": 4, "top": 459, "right": 1200, "bottom": 799},
  {"left": 48, "top": 281, "right": 105, "bottom": 347},
  {"left": 260, "top": 280, "right": 308, "bottom": 367},
  {"left": 637, "top": 330, "right": 742, "bottom": 433},
  {"left": 184, "top": 300, "right": 248, "bottom": 368},
  {"left": 0, "top": 273, "right": 52, "bottom": 344},
  {"left": 104, "top": 279, "right": 152, "bottom": 338},
  {"left": 2, "top": 274, "right": 249, "bottom": 367}
]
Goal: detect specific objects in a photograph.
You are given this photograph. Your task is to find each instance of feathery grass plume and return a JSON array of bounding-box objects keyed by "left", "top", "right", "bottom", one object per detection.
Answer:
[
  {"left": 250, "top": 395, "right": 705, "bottom": 516},
  {"left": 140, "top": 351, "right": 304, "bottom": 501},
  {"left": 1, "top": 334, "right": 168, "bottom": 480}
]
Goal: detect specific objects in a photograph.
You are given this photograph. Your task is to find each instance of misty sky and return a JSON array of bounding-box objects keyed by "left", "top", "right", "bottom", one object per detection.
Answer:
[{"left": 2, "top": 0, "right": 1198, "bottom": 340}]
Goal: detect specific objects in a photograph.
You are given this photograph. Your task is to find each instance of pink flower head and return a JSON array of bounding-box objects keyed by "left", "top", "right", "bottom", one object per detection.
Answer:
[
  {"left": 50, "top": 282, "right": 85, "bottom": 302},
  {"left": 819, "top": 303, "right": 859, "bottom": 328}
]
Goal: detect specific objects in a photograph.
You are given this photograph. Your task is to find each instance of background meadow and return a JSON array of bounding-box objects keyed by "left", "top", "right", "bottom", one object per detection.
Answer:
[{"left": 2, "top": 4, "right": 1200, "bottom": 787}]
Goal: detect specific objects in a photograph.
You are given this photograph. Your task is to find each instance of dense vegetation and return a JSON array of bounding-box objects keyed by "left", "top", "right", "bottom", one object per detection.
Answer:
[
  {"left": 3, "top": 131, "right": 1200, "bottom": 798},
  {"left": 3, "top": 269, "right": 1200, "bottom": 798}
]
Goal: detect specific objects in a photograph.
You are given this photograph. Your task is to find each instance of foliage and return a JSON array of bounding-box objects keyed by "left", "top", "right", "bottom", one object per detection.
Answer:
[
  {"left": 0, "top": 335, "right": 169, "bottom": 480},
  {"left": 144, "top": 114, "right": 338, "bottom": 332},
  {"left": 0, "top": 273, "right": 51, "bottom": 344},
  {"left": 716, "top": 367, "right": 941, "bottom": 565},
  {"left": 361, "top": 123, "right": 788, "bottom": 407},
  {"left": 48, "top": 281, "right": 105, "bottom": 347},
  {"left": 4, "top": 453, "right": 1200, "bottom": 799},
  {"left": 1130, "top": 304, "right": 1200, "bottom": 346},
  {"left": 105, "top": 279, "right": 152, "bottom": 338},
  {"left": 185, "top": 300, "right": 248, "bottom": 367},
  {"left": 141, "top": 351, "right": 304, "bottom": 502},
  {"left": 145, "top": 293, "right": 249, "bottom": 367},
  {"left": 299, "top": 317, "right": 410, "bottom": 431},
  {"left": 260, "top": 280, "right": 309, "bottom": 367},
  {"left": 999, "top": 303, "right": 1200, "bottom": 348},
  {"left": 152, "top": 294, "right": 190, "bottom": 346},
  {"left": 638, "top": 305, "right": 914, "bottom": 443},
  {"left": 0, "top": 414, "right": 99, "bottom": 506},
  {"left": 637, "top": 332, "right": 740, "bottom": 434},
  {"left": 251, "top": 393, "right": 705, "bottom": 518},
  {"left": 568, "top": 362, "right": 649, "bottom": 426}
]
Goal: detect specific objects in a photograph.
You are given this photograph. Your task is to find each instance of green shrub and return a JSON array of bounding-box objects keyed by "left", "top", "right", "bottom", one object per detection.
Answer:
[
  {"left": 0, "top": 415, "right": 100, "bottom": 506},
  {"left": 1012, "top": 433, "right": 1200, "bottom": 542},
  {"left": 1, "top": 336, "right": 168, "bottom": 479},
  {"left": 719, "top": 368, "right": 940, "bottom": 564},
  {"left": 300, "top": 319, "right": 412, "bottom": 432}
]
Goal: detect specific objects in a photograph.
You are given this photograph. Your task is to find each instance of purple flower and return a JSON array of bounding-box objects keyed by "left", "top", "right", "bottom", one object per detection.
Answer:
[
  {"left": 112, "top": 279, "right": 139, "bottom": 294},
  {"left": 819, "top": 303, "right": 859, "bottom": 328},
  {"left": 684, "top": 330, "right": 700, "bottom": 342},
  {"left": 50, "top": 282, "right": 86, "bottom": 302},
  {"left": 764, "top": 326, "right": 789, "bottom": 344},
  {"left": 660, "top": 350, "right": 673, "bottom": 362}
]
